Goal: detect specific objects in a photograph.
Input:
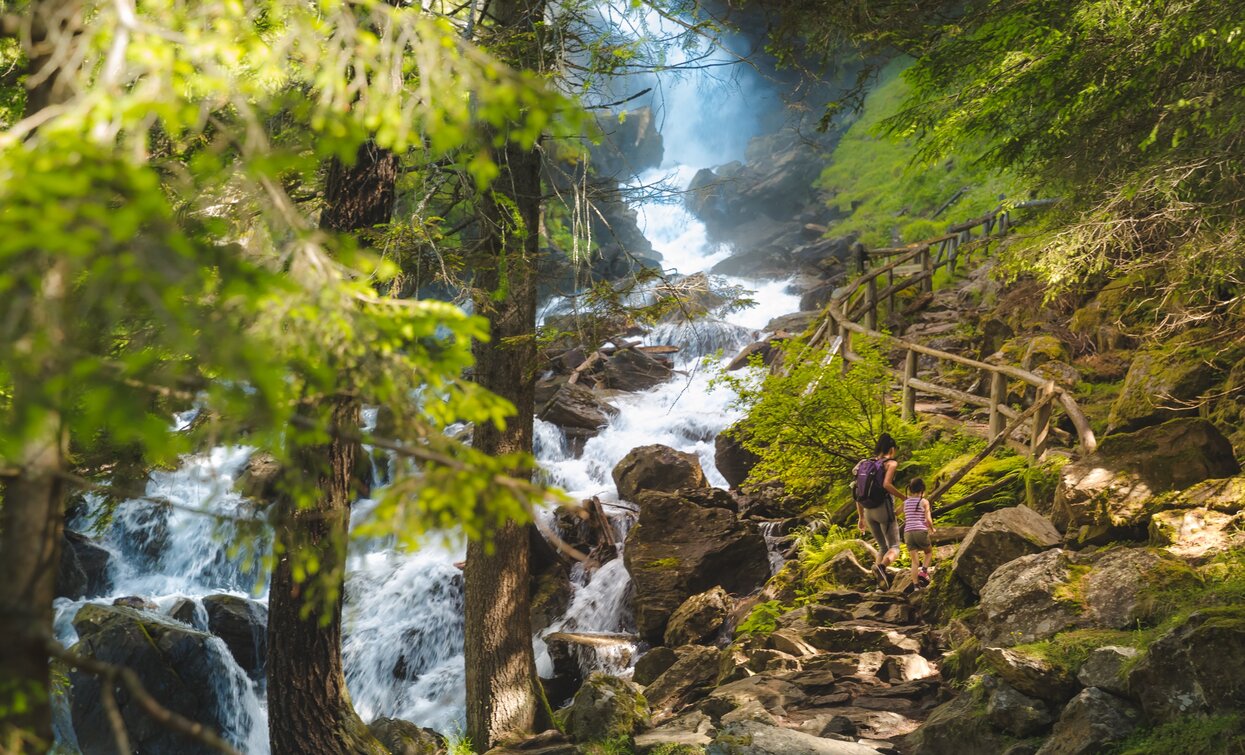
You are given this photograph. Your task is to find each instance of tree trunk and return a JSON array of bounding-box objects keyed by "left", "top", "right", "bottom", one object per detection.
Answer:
[
  {"left": 267, "top": 142, "right": 397, "bottom": 755},
  {"left": 0, "top": 4, "right": 78, "bottom": 751},
  {"left": 464, "top": 1, "right": 548, "bottom": 748}
]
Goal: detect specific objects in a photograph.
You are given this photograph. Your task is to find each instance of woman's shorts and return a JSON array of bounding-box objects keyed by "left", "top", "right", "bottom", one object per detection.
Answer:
[{"left": 904, "top": 529, "right": 931, "bottom": 551}]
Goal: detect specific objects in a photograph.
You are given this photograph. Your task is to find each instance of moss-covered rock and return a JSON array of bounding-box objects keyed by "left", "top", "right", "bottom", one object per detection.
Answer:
[
  {"left": 367, "top": 718, "right": 445, "bottom": 755},
  {"left": 1126, "top": 606, "right": 1245, "bottom": 723},
  {"left": 665, "top": 587, "right": 733, "bottom": 647},
  {"left": 902, "top": 677, "right": 1012, "bottom": 755},
  {"left": 1106, "top": 329, "right": 1240, "bottom": 434},
  {"left": 952, "top": 505, "right": 1062, "bottom": 594},
  {"left": 568, "top": 674, "right": 650, "bottom": 745},
  {"left": 1051, "top": 419, "right": 1240, "bottom": 544}
]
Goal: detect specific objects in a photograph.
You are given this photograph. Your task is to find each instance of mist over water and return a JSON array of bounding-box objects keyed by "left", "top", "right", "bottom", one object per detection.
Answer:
[{"left": 53, "top": 3, "right": 804, "bottom": 750}]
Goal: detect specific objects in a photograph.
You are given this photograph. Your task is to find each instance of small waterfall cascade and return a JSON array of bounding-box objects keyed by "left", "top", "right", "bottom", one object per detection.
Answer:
[{"left": 52, "top": 3, "right": 811, "bottom": 751}]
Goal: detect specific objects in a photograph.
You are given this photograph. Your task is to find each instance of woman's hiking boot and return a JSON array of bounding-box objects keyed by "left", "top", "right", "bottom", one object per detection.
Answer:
[{"left": 873, "top": 563, "right": 891, "bottom": 590}]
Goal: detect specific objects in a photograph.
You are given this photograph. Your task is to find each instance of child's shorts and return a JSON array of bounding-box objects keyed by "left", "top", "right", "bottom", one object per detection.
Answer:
[{"left": 905, "top": 529, "right": 931, "bottom": 550}]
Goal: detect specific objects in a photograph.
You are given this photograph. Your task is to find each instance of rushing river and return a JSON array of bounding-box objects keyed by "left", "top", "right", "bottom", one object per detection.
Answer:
[{"left": 52, "top": 4, "right": 805, "bottom": 750}]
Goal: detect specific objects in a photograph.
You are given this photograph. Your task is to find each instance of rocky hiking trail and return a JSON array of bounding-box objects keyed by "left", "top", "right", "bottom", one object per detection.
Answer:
[{"left": 501, "top": 198, "right": 1245, "bottom": 755}]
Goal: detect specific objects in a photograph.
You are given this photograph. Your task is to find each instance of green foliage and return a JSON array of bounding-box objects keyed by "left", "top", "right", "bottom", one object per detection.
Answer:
[
  {"left": 715, "top": 334, "right": 917, "bottom": 501},
  {"left": 735, "top": 600, "right": 783, "bottom": 638},
  {"left": 1110, "top": 715, "right": 1245, "bottom": 755},
  {"left": 1012, "top": 628, "right": 1140, "bottom": 676},
  {"left": 795, "top": 521, "right": 869, "bottom": 579},
  {"left": 817, "top": 59, "right": 1020, "bottom": 248},
  {"left": 446, "top": 732, "right": 476, "bottom": 755}
]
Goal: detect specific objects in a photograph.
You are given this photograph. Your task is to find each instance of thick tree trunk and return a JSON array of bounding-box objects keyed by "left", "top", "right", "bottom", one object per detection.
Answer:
[
  {"left": 0, "top": 4, "right": 78, "bottom": 751},
  {"left": 267, "top": 142, "right": 397, "bottom": 755},
  {"left": 464, "top": 1, "right": 548, "bottom": 748}
]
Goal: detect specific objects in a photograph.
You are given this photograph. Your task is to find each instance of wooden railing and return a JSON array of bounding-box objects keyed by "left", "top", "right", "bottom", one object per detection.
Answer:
[{"left": 804, "top": 199, "right": 1097, "bottom": 469}]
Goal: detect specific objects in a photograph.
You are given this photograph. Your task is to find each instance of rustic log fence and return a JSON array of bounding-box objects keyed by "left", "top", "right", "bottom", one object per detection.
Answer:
[{"left": 802, "top": 199, "right": 1096, "bottom": 483}]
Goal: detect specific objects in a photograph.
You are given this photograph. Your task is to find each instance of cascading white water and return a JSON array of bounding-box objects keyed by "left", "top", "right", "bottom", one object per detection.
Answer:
[{"left": 54, "top": 4, "right": 808, "bottom": 751}]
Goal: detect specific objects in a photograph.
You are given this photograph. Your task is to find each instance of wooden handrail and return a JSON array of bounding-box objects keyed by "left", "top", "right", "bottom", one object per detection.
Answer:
[{"left": 810, "top": 200, "right": 1098, "bottom": 456}]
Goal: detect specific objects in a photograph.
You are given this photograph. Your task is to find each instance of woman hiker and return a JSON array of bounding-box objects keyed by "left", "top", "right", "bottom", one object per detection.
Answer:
[{"left": 854, "top": 433, "right": 905, "bottom": 589}]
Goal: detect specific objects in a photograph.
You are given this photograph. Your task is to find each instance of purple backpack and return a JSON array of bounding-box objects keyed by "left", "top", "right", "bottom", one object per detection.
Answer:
[{"left": 854, "top": 458, "right": 890, "bottom": 509}]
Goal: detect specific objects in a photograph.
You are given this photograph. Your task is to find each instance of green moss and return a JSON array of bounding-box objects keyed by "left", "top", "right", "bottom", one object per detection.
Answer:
[
  {"left": 1052, "top": 562, "right": 1093, "bottom": 608},
  {"left": 645, "top": 557, "right": 680, "bottom": 570},
  {"left": 579, "top": 735, "right": 634, "bottom": 755},
  {"left": 1109, "top": 714, "right": 1245, "bottom": 755},
  {"left": 647, "top": 745, "right": 708, "bottom": 755},
  {"left": 940, "top": 636, "right": 982, "bottom": 685},
  {"left": 735, "top": 600, "right": 783, "bottom": 638},
  {"left": 1013, "top": 628, "right": 1140, "bottom": 675}
]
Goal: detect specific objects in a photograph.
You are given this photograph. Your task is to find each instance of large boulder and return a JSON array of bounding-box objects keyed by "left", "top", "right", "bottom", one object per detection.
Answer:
[
  {"left": 603, "top": 347, "right": 673, "bottom": 392},
  {"left": 57, "top": 530, "right": 113, "bottom": 600},
  {"left": 951, "top": 505, "right": 1062, "bottom": 593},
  {"left": 236, "top": 450, "right": 283, "bottom": 501},
  {"left": 985, "top": 681, "right": 1053, "bottom": 737},
  {"left": 1076, "top": 646, "right": 1137, "bottom": 697},
  {"left": 633, "top": 646, "right": 679, "bottom": 686},
  {"left": 1126, "top": 607, "right": 1245, "bottom": 722},
  {"left": 715, "top": 423, "right": 760, "bottom": 489},
  {"left": 202, "top": 594, "right": 268, "bottom": 678},
  {"left": 567, "top": 673, "right": 650, "bottom": 744},
  {"left": 902, "top": 680, "right": 1011, "bottom": 755},
  {"left": 1034, "top": 688, "right": 1142, "bottom": 755},
  {"left": 980, "top": 647, "right": 1078, "bottom": 705},
  {"left": 1080, "top": 547, "right": 1198, "bottom": 628},
  {"left": 1146, "top": 476, "right": 1245, "bottom": 561},
  {"left": 69, "top": 604, "right": 255, "bottom": 754},
  {"left": 624, "top": 491, "right": 769, "bottom": 643},
  {"left": 367, "top": 718, "right": 444, "bottom": 755},
  {"left": 1051, "top": 419, "right": 1240, "bottom": 544},
  {"left": 538, "top": 383, "right": 618, "bottom": 435},
  {"left": 1106, "top": 330, "right": 1239, "bottom": 433},
  {"left": 613, "top": 445, "right": 709, "bottom": 502},
  {"left": 974, "top": 550, "right": 1083, "bottom": 646},
  {"left": 664, "top": 586, "right": 732, "bottom": 646}
]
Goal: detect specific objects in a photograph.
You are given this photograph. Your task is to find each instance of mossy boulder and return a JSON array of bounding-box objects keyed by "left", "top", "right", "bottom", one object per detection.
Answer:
[
  {"left": 664, "top": 587, "right": 733, "bottom": 647},
  {"left": 1051, "top": 418, "right": 1240, "bottom": 544},
  {"left": 56, "top": 530, "right": 112, "bottom": 600},
  {"left": 1035, "top": 687, "right": 1142, "bottom": 755},
  {"left": 202, "top": 593, "right": 268, "bottom": 678},
  {"left": 366, "top": 718, "right": 445, "bottom": 755},
  {"left": 1106, "top": 330, "right": 1240, "bottom": 434},
  {"left": 1126, "top": 606, "right": 1245, "bottom": 723},
  {"left": 567, "top": 673, "right": 650, "bottom": 744},
  {"left": 69, "top": 604, "right": 253, "bottom": 755},
  {"left": 1022, "top": 335, "right": 1070, "bottom": 370},
  {"left": 981, "top": 647, "right": 1079, "bottom": 705},
  {"left": 625, "top": 491, "right": 768, "bottom": 644},
  {"left": 902, "top": 678, "right": 1012, "bottom": 755},
  {"left": 1209, "top": 354, "right": 1245, "bottom": 459}
]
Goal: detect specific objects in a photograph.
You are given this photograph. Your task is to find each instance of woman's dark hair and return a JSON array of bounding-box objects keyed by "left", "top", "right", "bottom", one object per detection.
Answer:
[
  {"left": 908, "top": 477, "right": 926, "bottom": 494},
  {"left": 873, "top": 433, "right": 898, "bottom": 456}
]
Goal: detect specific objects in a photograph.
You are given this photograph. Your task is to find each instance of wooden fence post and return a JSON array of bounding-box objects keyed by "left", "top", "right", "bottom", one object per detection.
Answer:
[
  {"left": 1030, "top": 382, "right": 1055, "bottom": 459},
  {"left": 866, "top": 277, "right": 878, "bottom": 330},
  {"left": 840, "top": 329, "right": 852, "bottom": 376},
  {"left": 903, "top": 349, "right": 918, "bottom": 421},
  {"left": 887, "top": 267, "right": 896, "bottom": 315},
  {"left": 989, "top": 371, "right": 1006, "bottom": 439},
  {"left": 947, "top": 237, "right": 958, "bottom": 277},
  {"left": 921, "top": 245, "right": 933, "bottom": 293}
]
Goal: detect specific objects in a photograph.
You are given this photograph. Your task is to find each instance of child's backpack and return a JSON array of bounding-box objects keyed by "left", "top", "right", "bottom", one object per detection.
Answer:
[{"left": 854, "top": 458, "right": 891, "bottom": 509}]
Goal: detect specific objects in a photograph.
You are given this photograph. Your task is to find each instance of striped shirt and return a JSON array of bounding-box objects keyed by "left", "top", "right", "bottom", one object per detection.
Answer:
[{"left": 903, "top": 496, "right": 929, "bottom": 532}]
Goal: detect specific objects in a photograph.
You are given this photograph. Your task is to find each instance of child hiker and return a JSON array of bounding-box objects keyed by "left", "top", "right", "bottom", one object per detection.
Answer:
[{"left": 903, "top": 478, "right": 935, "bottom": 588}]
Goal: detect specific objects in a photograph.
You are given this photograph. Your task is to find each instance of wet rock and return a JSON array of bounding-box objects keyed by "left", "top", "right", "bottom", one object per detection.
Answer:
[
  {"left": 367, "top": 717, "right": 445, "bottom": 755},
  {"left": 538, "top": 383, "right": 618, "bottom": 435},
  {"left": 613, "top": 444, "right": 709, "bottom": 502},
  {"left": 708, "top": 720, "right": 882, "bottom": 754},
  {"left": 603, "top": 347, "right": 673, "bottom": 392},
  {"left": 951, "top": 505, "right": 1062, "bottom": 593},
  {"left": 530, "top": 566, "right": 572, "bottom": 635},
  {"left": 1051, "top": 418, "right": 1240, "bottom": 544},
  {"left": 1076, "top": 646, "right": 1137, "bottom": 697},
  {"left": 567, "top": 673, "right": 650, "bottom": 744},
  {"left": 1126, "top": 606, "right": 1245, "bottom": 722},
  {"left": 974, "top": 549, "right": 1083, "bottom": 646},
  {"left": 57, "top": 530, "right": 112, "bottom": 600},
  {"left": 634, "top": 646, "right": 680, "bottom": 686},
  {"left": 665, "top": 587, "right": 733, "bottom": 646},
  {"left": 69, "top": 604, "right": 251, "bottom": 755},
  {"left": 1035, "top": 688, "right": 1142, "bottom": 755},
  {"left": 981, "top": 647, "right": 1078, "bottom": 705},
  {"left": 166, "top": 598, "right": 204, "bottom": 629},
  {"left": 985, "top": 682, "right": 1053, "bottom": 737},
  {"left": 112, "top": 595, "right": 157, "bottom": 610},
  {"left": 590, "top": 106, "right": 664, "bottom": 178},
  {"left": 237, "top": 450, "right": 283, "bottom": 501},
  {"left": 202, "top": 594, "right": 267, "bottom": 678},
  {"left": 643, "top": 645, "right": 721, "bottom": 711},
  {"left": 715, "top": 423, "right": 760, "bottom": 489},
  {"left": 625, "top": 490, "right": 768, "bottom": 643}
]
